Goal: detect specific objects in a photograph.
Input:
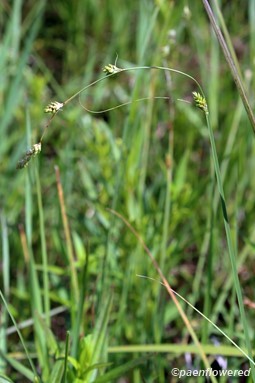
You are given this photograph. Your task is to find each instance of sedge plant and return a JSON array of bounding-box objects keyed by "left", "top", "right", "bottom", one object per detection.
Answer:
[{"left": 14, "top": 62, "right": 255, "bottom": 380}]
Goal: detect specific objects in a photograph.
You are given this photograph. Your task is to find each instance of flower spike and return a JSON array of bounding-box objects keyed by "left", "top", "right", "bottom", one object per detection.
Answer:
[
  {"left": 44, "top": 101, "right": 63, "bottom": 114},
  {"left": 192, "top": 92, "right": 208, "bottom": 114},
  {"left": 103, "top": 64, "right": 122, "bottom": 75},
  {"left": 16, "top": 143, "right": 42, "bottom": 169}
]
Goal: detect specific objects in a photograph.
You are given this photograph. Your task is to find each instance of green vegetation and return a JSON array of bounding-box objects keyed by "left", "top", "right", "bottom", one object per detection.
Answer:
[{"left": 1, "top": 0, "right": 255, "bottom": 382}]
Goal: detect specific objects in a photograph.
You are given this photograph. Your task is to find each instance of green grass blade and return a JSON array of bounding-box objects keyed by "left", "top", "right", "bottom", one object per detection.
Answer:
[
  {"left": 201, "top": 179, "right": 214, "bottom": 344},
  {"left": 33, "top": 165, "right": 50, "bottom": 378},
  {"left": 35, "top": 313, "right": 59, "bottom": 356},
  {"left": 204, "top": 112, "right": 255, "bottom": 378},
  {"left": 193, "top": 87, "right": 248, "bottom": 319},
  {"left": 0, "top": 2, "right": 45, "bottom": 143},
  {"left": 71, "top": 253, "right": 88, "bottom": 357},
  {"left": 54, "top": 166, "right": 79, "bottom": 319},
  {"left": 25, "top": 107, "right": 32, "bottom": 246},
  {"left": 154, "top": 116, "right": 173, "bottom": 345},
  {"left": 1, "top": 355, "right": 35, "bottom": 382},
  {"left": 0, "top": 373, "right": 15, "bottom": 383},
  {"left": 0, "top": 0, "right": 22, "bottom": 94},
  {"left": 249, "top": 0, "right": 255, "bottom": 76},
  {"left": 0, "top": 213, "right": 9, "bottom": 374},
  {"left": 22, "top": 109, "right": 49, "bottom": 377},
  {"left": 34, "top": 162, "right": 50, "bottom": 326},
  {"left": 86, "top": 295, "right": 113, "bottom": 382},
  {"left": 62, "top": 331, "right": 70, "bottom": 383},
  {"left": 108, "top": 344, "right": 254, "bottom": 358},
  {"left": 9, "top": 0, "right": 22, "bottom": 60},
  {"left": 212, "top": 0, "right": 243, "bottom": 81},
  {"left": 92, "top": 357, "right": 147, "bottom": 383},
  {"left": 202, "top": 0, "right": 255, "bottom": 133},
  {"left": 0, "top": 291, "right": 38, "bottom": 379},
  {"left": 49, "top": 360, "right": 64, "bottom": 383}
]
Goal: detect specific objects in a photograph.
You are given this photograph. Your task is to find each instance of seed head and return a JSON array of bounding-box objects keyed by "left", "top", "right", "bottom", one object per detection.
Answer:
[
  {"left": 16, "top": 143, "right": 42, "bottom": 169},
  {"left": 103, "top": 64, "right": 122, "bottom": 75},
  {"left": 192, "top": 92, "right": 208, "bottom": 114},
  {"left": 44, "top": 101, "right": 63, "bottom": 114}
]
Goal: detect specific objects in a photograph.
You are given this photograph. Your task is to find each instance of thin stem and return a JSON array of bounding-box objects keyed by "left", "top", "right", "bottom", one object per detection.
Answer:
[
  {"left": 35, "top": 163, "right": 50, "bottom": 327},
  {"left": 39, "top": 65, "right": 204, "bottom": 144},
  {"left": 202, "top": 0, "right": 255, "bottom": 133},
  {"left": 40, "top": 113, "right": 55, "bottom": 142},
  {"left": 64, "top": 66, "right": 203, "bottom": 107},
  {"left": 62, "top": 331, "right": 70, "bottom": 383},
  {"left": 79, "top": 95, "right": 170, "bottom": 114},
  {"left": 211, "top": 0, "right": 243, "bottom": 81},
  {"left": 205, "top": 112, "right": 255, "bottom": 376}
]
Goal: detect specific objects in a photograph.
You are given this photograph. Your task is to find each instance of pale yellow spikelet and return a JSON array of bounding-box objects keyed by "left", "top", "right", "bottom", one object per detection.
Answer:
[
  {"left": 44, "top": 101, "right": 63, "bottom": 114},
  {"left": 103, "top": 64, "right": 122, "bottom": 75}
]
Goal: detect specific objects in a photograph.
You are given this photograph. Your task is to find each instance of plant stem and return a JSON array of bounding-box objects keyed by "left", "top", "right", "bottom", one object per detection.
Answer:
[
  {"left": 202, "top": 0, "right": 255, "bottom": 133},
  {"left": 35, "top": 163, "right": 50, "bottom": 327},
  {"left": 205, "top": 112, "right": 255, "bottom": 376},
  {"left": 55, "top": 166, "right": 79, "bottom": 317}
]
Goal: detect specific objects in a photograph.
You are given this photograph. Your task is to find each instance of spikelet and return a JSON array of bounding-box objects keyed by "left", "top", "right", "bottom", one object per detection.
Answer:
[
  {"left": 44, "top": 101, "right": 63, "bottom": 114},
  {"left": 103, "top": 64, "right": 122, "bottom": 75},
  {"left": 16, "top": 143, "right": 41, "bottom": 169},
  {"left": 192, "top": 92, "right": 208, "bottom": 114}
]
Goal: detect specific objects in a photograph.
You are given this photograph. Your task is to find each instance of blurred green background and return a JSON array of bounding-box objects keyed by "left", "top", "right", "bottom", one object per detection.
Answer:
[{"left": 1, "top": 0, "right": 255, "bottom": 382}]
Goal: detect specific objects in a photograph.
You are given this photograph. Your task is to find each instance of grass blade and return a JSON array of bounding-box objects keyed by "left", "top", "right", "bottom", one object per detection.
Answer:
[
  {"left": 62, "top": 331, "right": 70, "bottom": 383},
  {"left": 88, "top": 295, "right": 113, "bottom": 382},
  {"left": 0, "top": 373, "right": 15, "bottom": 383},
  {"left": 0, "top": 1, "right": 46, "bottom": 143},
  {"left": 34, "top": 162, "right": 50, "bottom": 325},
  {"left": 49, "top": 360, "right": 64, "bottom": 383},
  {"left": 1, "top": 355, "right": 34, "bottom": 382},
  {"left": 0, "top": 213, "right": 9, "bottom": 374},
  {"left": 203, "top": 104, "right": 255, "bottom": 377},
  {"left": 0, "top": 291, "right": 38, "bottom": 380},
  {"left": 71, "top": 253, "right": 88, "bottom": 357},
  {"left": 92, "top": 357, "right": 148, "bottom": 383},
  {"left": 54, "top": 166, "right": 79, "bottom": 321}
]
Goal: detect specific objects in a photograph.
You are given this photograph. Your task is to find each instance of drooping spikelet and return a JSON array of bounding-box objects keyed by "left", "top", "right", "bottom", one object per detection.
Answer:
[
  {"left": 16, "top": 143, "right": 41, "bottom": 169},
  {"left": 103, "top": 64, "right": 122, "bottom": 75},
  {"left": 44, "top": 101, "right": 63, "bottom": 114},
  {"left": 192, "top": 92, "right": 208, "bottom": 114}
]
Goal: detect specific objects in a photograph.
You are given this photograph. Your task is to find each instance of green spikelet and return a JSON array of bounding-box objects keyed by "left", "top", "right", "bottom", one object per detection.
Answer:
[{"left": 192, "top": 91, "right": 208, "bottom": 114}]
